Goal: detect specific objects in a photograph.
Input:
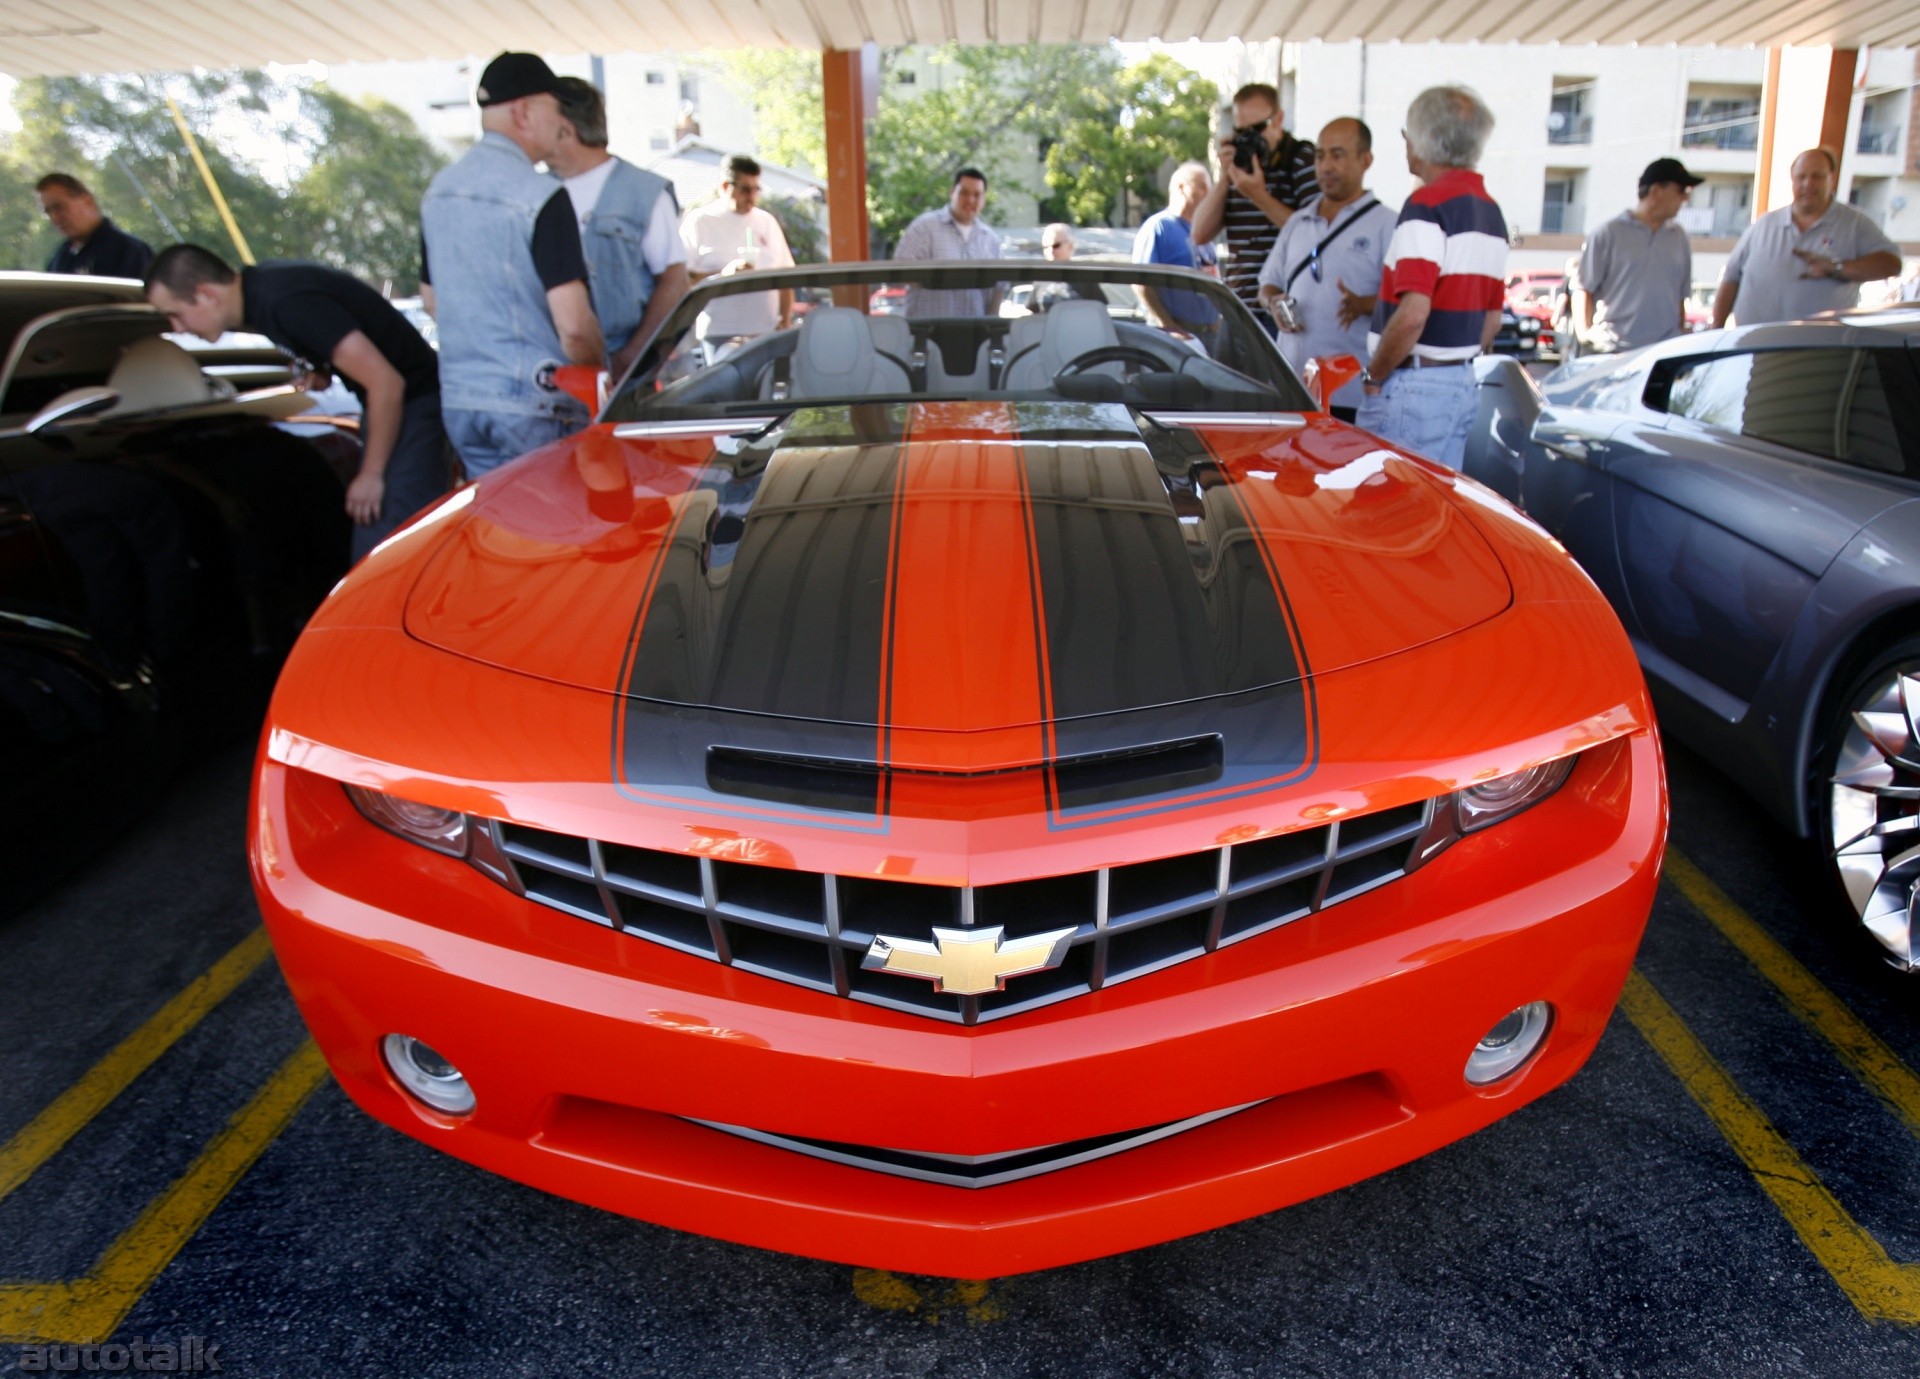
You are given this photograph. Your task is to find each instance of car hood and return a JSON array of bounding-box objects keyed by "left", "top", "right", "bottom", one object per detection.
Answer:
[{"left": 404, "top": 404, "right": 1511, "bottom": 750}]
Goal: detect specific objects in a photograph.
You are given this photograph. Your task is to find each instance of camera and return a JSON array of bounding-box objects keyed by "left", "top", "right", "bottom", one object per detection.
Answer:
[{"left": 1231, "top": 125, "right": 1269, "bottom": 174}]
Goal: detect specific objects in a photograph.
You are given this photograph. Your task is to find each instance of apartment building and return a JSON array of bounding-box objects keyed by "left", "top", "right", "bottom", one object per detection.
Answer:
[{"left": 1280, "top": 40, "right": 1918, "bottom": 262}]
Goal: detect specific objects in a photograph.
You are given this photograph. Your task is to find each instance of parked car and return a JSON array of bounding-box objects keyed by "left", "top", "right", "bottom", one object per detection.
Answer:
[
  {"left": 1463, "top": 307, "right": 1920, "bottom": 969},
  {"left": 0, "top": 273, "right": 351, "bottom": 913},
  {"left": 251, "top": 259, "right": 1664, "bottom": 1277},
  {"left": 1492, "top": 305, "right": 1549, "bottom": 360}
]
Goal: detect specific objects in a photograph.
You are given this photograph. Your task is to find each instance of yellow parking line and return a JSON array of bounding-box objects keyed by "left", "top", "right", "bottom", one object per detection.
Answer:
[
  {"left": 1666, "top": 850, "right": 1920, "bottom": 1141},
  {"left": 0, "top": 929, "right": 273, "bottom": 1204},
  {"left": 1620, "top": 969, "right": 1920, "bottom": 1324},
  {"left": 0, "top": 1040, "right": 328, "bottom": 1346}
]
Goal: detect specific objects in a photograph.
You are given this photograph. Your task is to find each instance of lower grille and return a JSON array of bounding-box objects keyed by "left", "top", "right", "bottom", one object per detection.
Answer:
[
  {"left": 689, "top": 1102, "right": 1264, "bottom": 1188},
  {"left": 483, "top": 796, "right": 1440, "bottom": 1025}
]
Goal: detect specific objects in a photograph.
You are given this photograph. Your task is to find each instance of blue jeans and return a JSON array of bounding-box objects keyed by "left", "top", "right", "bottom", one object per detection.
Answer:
[
  {"left": 353, "top": 393, "right": 453, "bottom": 560},
  {"left": 1353, "top": 363, "right": 1477, "bottom": 470},
  {"left": 442, "top": 407, "right": 588, "bottom": 478}
]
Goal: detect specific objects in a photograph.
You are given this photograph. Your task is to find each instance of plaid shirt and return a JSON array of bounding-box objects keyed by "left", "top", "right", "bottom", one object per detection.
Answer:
[{"left": 891, "top": 206, "right": 1003, "bottom": 317}]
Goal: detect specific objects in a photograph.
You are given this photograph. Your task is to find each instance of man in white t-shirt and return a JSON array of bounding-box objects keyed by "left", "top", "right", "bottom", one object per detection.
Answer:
[
  {"left": 550, "top": 78, "right": 688, "bottom": 375},
  {"left": 679, "top": 155, "right": 795, "bottom": 346}
]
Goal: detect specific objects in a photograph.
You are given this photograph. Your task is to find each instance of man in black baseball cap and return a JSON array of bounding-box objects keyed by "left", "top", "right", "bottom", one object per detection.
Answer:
[
  {"left": 417, "top": 53, "right": 605, "bottom": 476},
  {"left": 1573, "top": 156, "right": 1703, "bottom": 353},
  {"left": 475, "top": 51, "right": 563, "bottom": 107}
]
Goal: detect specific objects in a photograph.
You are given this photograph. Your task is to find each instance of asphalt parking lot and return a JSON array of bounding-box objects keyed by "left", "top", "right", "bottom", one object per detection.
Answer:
[{"left": 4, "top": 736, "right": 1918, "bottom": 1377}]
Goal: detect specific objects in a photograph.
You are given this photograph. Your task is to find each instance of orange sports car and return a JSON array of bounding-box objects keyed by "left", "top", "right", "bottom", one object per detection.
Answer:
[{"left": 251, "top": 261, "right": 1666, "bottom": 1278}]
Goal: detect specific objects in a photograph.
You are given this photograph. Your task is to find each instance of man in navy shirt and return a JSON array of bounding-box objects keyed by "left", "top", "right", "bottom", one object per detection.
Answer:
[{"left": 36, "top": 174, "right": 154, "bottom": 278}]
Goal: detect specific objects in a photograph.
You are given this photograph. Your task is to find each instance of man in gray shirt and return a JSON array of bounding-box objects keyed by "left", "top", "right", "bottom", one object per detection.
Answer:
[
  {"left": 891, "top": 168, "right": 1003, "bottom": 318},
  {"left": 1576, "top": 157, "right": 1701, "bottom": 353},
  {"left": 1712, "top": 147, "right": 1903, "bottom": 327},
  {"left": 1257, "top": 118, "right": 1396, "bottom": 418}
]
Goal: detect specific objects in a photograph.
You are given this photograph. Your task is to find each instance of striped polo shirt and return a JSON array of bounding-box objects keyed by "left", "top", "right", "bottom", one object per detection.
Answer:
[
  {"left": 1366, "top": 168, "right": 1509, "bottom": 362},
  {"left": 1220, "top": 132, "right": 1318, "bottom": 308}
]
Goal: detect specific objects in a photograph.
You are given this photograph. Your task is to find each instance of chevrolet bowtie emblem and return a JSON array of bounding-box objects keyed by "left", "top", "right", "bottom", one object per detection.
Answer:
[{"left": 862, "top": 925, "right": 1078, "bottom": 996}]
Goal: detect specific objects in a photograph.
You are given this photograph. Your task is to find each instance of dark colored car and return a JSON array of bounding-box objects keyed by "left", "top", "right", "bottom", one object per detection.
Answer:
[
  {"left": 1463, "top": 307, "right": 1920, "bottom": 969},
  {"left": 0, "top": 273, "right": 352, "bottom": 912},
  {"left": 1491, "top": 306, "right": 1548, "bottom": 361}
]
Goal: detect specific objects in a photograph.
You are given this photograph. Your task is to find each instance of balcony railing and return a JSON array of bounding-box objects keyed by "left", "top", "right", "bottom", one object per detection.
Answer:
[
  {"left": 1682, "top": 119, "right": 1760, "bottom": 151},
  {"left": 1858, "top": 127, "right": 1900, "bottom": 156},
  {"left": 1547, "top": 114, "right": 1593, "bottom": 145},
  {"left": 1541, "top": 202, "right": 1583, "bottom": 234}
]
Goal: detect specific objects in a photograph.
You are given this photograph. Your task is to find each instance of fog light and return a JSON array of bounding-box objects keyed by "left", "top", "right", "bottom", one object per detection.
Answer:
[
  {"left": 1464, "top": 1001, "right": 1552, "bottom": 1085},
  {"left": 382, "top": 1034, "right": 475, "bottom": 1114}
]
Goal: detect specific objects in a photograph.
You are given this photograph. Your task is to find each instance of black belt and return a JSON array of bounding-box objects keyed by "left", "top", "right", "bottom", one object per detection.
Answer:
[{"left": 1393, "top": 355, "right": 1470, "bottom": 370}]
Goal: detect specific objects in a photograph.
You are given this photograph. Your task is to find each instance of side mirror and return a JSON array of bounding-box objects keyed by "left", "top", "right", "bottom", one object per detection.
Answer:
[
  {"left": 1302, "top": 354, "right": 1364, "bottom": 412},
  {"left": 24, "top": 386, "right": 119, "bottom": 435},
  {"left": 552, "top": 365, "right": 605, "bottom": 414}
]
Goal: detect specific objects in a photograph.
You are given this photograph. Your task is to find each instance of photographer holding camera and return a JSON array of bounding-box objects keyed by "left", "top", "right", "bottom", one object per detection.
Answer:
[{"left": 1193, "top": 83, "right": 1318, "bottom": 329}]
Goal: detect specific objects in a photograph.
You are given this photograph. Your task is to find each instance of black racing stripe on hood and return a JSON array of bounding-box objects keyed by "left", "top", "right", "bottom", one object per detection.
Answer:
[
  {"left": 619, "top": 425, "right": 905, "bottom": 725},
  {"left": 1030, "top": 419, "right": 1317, "bottom": 826},
  {"left": 1020, "top": 423, "right": 1305, "bottom": 722}
]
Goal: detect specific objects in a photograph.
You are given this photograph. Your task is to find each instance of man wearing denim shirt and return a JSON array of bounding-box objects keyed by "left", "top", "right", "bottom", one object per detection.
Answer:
[
  {"left": 420, "top": 52, "right": 604, "bottom": 477},
  {"left": 550, "top": 77, "right": 688, "bottom": 377}
]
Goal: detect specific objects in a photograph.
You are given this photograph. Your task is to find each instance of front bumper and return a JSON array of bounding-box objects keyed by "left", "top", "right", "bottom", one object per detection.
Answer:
[{"left": 252, "top": 731, "right": 1663, "bottom": 1277}]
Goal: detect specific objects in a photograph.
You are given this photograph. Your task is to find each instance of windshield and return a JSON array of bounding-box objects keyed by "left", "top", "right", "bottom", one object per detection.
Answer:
[{"left": 604, "top": 262, "right": 1315, "bottom": 423}]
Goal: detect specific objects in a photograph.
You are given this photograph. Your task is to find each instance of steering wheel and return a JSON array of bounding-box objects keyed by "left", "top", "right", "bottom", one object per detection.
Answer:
[{"left": 1058, "top": 345, "right": 1175, "bottom": 376}]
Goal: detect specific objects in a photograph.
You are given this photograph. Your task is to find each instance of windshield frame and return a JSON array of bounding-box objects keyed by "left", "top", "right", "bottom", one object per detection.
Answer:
[{"left": 603, "top": 260, "right": 1315, "bottom": 422}]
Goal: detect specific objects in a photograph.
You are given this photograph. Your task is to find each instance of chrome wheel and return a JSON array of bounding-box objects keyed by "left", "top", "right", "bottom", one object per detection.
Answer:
[{"left": 1828, "top": 662, "right": 1920, "bottom": 971}]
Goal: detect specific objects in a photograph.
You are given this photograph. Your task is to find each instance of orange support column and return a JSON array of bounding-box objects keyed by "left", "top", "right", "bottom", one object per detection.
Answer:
[
  {"left": 1757, "top": 46, "right": 1859, "bottom": 212},
  {"left": 1818, "top": 48, "right": 1858, "bottom": 162},
  {"left": 822, "top": 46, "right": 874, "bottom": 265}
]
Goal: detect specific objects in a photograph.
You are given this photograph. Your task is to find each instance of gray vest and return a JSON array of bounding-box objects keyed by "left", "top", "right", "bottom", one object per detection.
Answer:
[
  {"left": 421, "top": 131, "right": 579, "bottom": 418},
  {"left": 579, "top": 159, "right": 675, "bottom": 356}
]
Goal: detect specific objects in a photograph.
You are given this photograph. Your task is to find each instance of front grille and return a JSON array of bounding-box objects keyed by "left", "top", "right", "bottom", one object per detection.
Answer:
[{"left": 483, "top": 796, "right": 1441, "bottom": 1025}]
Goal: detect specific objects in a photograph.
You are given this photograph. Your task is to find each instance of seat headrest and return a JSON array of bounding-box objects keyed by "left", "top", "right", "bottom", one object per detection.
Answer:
[
  {"left": 1041, "top": 299, "right": 1118, "bottom": 358},
  {"left": 793, "top": 308, "right": 877, "bottom": 388},
  {"left": 104, "top": 338, "right": 222, "bottom": 415}
]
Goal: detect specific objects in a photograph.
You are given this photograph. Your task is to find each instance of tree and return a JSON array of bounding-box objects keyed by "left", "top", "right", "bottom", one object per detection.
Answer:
[
  {"left": 865, "top": 44, "right": 1121, "bottom": 250},
  {"left": 2, "top": 71, "right": 443, "bottom": 289},
  {"left": 289, "top": 87, "right": 447, "bottom": 293},
  {"left": 1043, "top": 55, "right": 1219, "bottom": 227},
  {"left": 3, "top": 72, "right": 303, "bottom": 267},
  {"left": 701, "top": 50, "right": 825, "bottom": 179}
]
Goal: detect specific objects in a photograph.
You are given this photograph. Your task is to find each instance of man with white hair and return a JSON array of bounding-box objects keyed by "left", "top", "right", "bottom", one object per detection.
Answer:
[
  {"left": 1358, "top": 86, "right": 1508, "bottom": 470},
  {"left": 1133, "top": 161, "right": 1221, "bottom": 351},
  {"left": 419, "top": 52, "right": 605, "bottom": 476}
]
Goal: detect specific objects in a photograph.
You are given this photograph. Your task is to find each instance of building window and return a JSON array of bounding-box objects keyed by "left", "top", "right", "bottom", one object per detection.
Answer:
[
  {"left": 645, "top": 71, "right": 666, "bottom": 85},
  {"left": 1541, "top": 171, "right": 1584, "bottom": 234},
  {"left": 1548, "top": 80, "right": 1593, "bottom": 146},
  {"left": 1858, "top": 91, "right": 1904, "bottom": 156},
  {"left": 894, "top": 69, "right": 916, "bottom": 85},
  {"left": 680, "top": 74, "right": 699, "bottom": 106},
  {"left": 650, "top": 135, "right": 670, "bottom": 150},
  {"left": 1682, "top": 87, "right": 1761, "bottom": 150},
  {"left": 1689, "top": 175, "right": 1752, "bottom": 237}
]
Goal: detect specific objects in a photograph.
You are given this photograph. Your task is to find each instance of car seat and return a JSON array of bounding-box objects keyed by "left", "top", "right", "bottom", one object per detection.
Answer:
[
  {"left": 775, "top": 308, "right": 910, "bottom": 400},
  {"left": 1000, "top": 299, "right": 1120, "bottom": 391}
]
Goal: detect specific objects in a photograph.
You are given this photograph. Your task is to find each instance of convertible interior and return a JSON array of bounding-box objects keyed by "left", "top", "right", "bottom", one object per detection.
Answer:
[{"left": 628, "top": 298, "right": 1295, "bottom": 417}]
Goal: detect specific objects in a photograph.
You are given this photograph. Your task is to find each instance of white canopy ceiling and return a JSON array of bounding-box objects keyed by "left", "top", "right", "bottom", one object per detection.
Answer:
[{"left": 4, "top": 0, "right": 1919, "bottom": 77}]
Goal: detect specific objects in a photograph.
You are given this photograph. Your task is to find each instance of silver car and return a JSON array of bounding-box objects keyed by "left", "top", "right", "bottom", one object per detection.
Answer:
[{"left": 1464, "top": 306, "right": 1920, "bottom": 970}]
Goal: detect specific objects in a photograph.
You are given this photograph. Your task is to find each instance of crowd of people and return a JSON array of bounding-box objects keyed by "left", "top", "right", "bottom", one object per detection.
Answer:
[{"left": 25, "top": 51, "right": 1914, "bottom": 538}]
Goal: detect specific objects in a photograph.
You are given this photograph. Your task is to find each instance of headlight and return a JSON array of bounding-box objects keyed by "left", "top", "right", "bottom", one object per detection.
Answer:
[
  {"left": 1453, "top": 756, "right": 1576, "bottom": 833},
  {"left": 344, "top": 784, "right": 470, "bottom": 856}
]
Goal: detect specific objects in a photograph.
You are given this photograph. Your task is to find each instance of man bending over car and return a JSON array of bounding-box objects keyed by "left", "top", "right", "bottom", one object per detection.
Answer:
[{"left": 147, "top": 244, "right": 450, "bottom": 560}]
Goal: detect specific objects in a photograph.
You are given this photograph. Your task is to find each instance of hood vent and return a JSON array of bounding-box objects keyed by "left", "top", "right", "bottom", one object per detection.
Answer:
[{"left": 705, "top": 735, "right": 1224, "bottom": 815}]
